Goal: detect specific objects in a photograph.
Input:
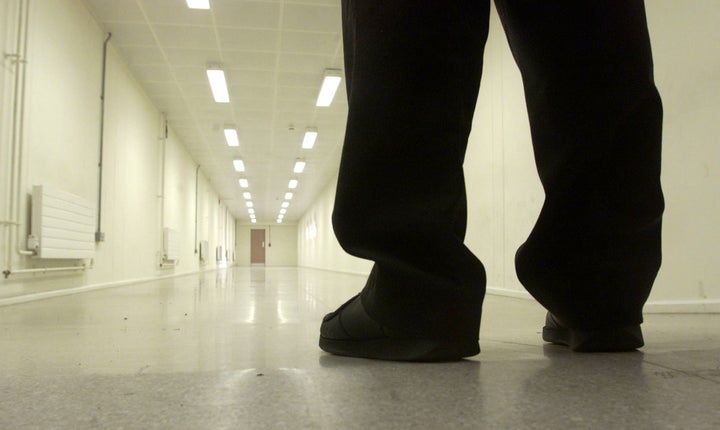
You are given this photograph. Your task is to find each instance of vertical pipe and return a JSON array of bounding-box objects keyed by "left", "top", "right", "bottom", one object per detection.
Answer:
[
  {"left": 4, "top": 0, "right": 31, "bottom": 273},
  {"left": 194, "top": 164, "right": 200, "bottom": 254},
  {"left": 95, "top": 32, "right": 111, "bottom": 242},
  {"left": 158, "top": 114, "right": 167, "bottom": 262}
]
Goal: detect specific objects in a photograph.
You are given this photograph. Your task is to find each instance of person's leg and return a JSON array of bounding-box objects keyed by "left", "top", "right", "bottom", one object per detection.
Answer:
[
  {"left": 321, "top": 0, "right": 491, "bottom": 361},
  {"left": 495, "top": 0, "right": 664, "bottom": 350}
]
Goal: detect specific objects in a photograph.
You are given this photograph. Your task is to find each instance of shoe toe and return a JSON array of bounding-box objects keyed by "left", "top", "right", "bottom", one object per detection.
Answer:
[{"left": 320, "top": 294, "right": 386, "bottom": 340}]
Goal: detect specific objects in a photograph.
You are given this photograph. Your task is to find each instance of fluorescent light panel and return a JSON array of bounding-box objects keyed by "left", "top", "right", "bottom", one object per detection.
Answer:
[
  {"left": 187, "top": 0, "right": 210, "bottom": 9},
  {"left": 293, "top": 160, "right": 306, "bottom": 173},
  {"left": 243, "top": 192, "right": 252, "bottom": 200},
  {"left": 233, "top": 159, "right": 245, "bottom": 172},
  {"left": 280, "top": 208, "right": 287, "bottom": 215},
  {"left": 284, "top": 192, "right": 293, "bottom": 200},
  {"left": 316, "top": 70, "right": 342, "bottom": 107},
  {"left": 281, "top": 202, "right": 290, "bottom": 208},
  {"left": 206, "top": 68, "right": 229, "bottom": 103},
  {"left": 246, "top": 201, "right": 253, "bottom": 208},
  {"left": 239, "top": 178, "right": 249, "bottom": 188},
  {"left": 288, "top": 179, "right": 298, "bottom": 189},
  {"left": 302, "top": 128, "right": 318, "bottom": 149},
  {"left": 224, "top": 128, "right": 239, "bottom": 147}
]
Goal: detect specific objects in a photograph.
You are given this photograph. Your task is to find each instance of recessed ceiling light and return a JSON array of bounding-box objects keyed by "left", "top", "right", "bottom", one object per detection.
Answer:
[
  {"left": 186, "top": 0, "right": 210, "bottom": 9},
  {"left": 248, "top": 208, "right": 255, "bottom": 215},
  {"left": 302, "top": 128, "right": 318, "bottom": 149},
  {"left": 246, "top": 201, "right": 254, "bottom": 208},
  {"left": 243, "top": 192, "right": 252, "bottom": 200},
  {"left": 288, "top": 179, "right": 298, "bottom": 189},
  {"left": 233, "top": 159, "right": 245, "bottom": 172},
  {"left": 284, "top": 192, "right": 293, "bottom": 200},
  {"left": 281, "top": 202, "right": 290, "bottom": 208},
  {"left": 276, "top": 219, "right": 283, "bottom": 224},
  {"left": 316, "top": 69, "right": 342, "bottom": 107},
  {"left": 293, "top": 160, "right": 306, "bottom": 173},
  {"left": 251, "top": 219, "right": 257, "bottom": 224},
  {"left": 224, "top": 128, "right": 239, "bottom": 147},
  {"left": 206, "top": 68, "right": 229, "bottom": 103},
  {"left": 239, "top": 178, "right": 249, "bottom": 188},
  {"left": 280, "top": 208, "right": 287, "bottom": 215}
]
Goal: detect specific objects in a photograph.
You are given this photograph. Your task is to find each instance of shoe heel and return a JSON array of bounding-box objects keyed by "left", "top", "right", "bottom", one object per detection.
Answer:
[{"left": 543, "top": 313, "right": 644, "bottom": 352}]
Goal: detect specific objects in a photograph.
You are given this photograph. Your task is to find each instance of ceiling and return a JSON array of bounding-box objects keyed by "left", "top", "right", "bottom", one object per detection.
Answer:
[{"left": 82, "top": 0, "right": 347, "bottom": 225}]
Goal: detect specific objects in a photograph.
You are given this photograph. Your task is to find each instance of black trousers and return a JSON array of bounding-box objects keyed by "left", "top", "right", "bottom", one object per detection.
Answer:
[{"left": 332, "top": 0, "right": 664, "bottom": 342}]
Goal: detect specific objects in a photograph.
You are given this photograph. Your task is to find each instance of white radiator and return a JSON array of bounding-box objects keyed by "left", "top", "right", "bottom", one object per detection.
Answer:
[
  {"left": 30, "top": 185, "right": 95, "bottom": 259},
  {"left": 163, "top": 228, "right": 181, "bottom": 261}
]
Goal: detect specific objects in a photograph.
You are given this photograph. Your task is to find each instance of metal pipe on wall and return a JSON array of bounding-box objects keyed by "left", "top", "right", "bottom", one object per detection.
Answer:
[
  {"left": 194, "top": 164, "right": 200, "bottom": 254},
  {"left": 95, "top": 32, "right": 111, "bottom": 242},
  {"left": 157, "top": 114, "right": 168, "bottom": 266},
  {"left": 3, "top": 264, "right": 87, "bottom": 280},
  {"left": 3, "top": 0, "right": 31, "bottom": 275}
]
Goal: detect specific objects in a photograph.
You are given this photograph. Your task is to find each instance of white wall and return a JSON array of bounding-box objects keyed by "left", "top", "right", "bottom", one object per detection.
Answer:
[
  {"left": 236, "top": 224, "right": 298, "bottom": 267},
  {"left": 297, "top": 2, "right": 720, "bottom": 311},
  {"left": 645, "top": 0, "right": 720, "bottom": 308},
  {"left": 297, "top": 177, "right": 374, "bottom": 275},
  {"left": 0, "top": 0, "right": 235, "bottom": 301}
]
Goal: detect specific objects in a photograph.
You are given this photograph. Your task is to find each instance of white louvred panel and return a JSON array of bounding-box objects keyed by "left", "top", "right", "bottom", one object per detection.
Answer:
[
  {"left": 163, "top": 228, "right": 181, "bottom": 261},
  {"left": 31, "top": 185, "right": 95, "bottom": 259}
]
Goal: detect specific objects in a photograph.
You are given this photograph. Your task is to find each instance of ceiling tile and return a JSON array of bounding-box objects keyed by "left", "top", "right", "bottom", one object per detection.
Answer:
[
  {"left": 281, "top": 31, "right": 340, "bottom": 55},
  {"left": 153, "top": 24, "right": 218, "bottom": 50},
  {"left": 213, "top": 1, "right": 282, "bottom": 29},
  {"left": 282, "top": 4, "right": 341, "bottom": 33},
  {"left": 217, "top": 28, "right": 279, "bottom": 52},
  {"left": 163, "top": 48, "right": 222, "bottom": 67},
  {"left": 140, "top": 0, "right": 214, "bottom": 26}
]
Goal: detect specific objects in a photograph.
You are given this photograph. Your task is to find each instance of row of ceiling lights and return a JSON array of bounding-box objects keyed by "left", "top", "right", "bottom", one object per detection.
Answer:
[{"left": 191, "top": 1, "right": 343, "bottom": 224}]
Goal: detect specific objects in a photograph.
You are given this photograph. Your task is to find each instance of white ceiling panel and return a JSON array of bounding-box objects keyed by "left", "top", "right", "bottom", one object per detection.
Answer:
[
  {"left": 153, "top": 25, "right": 218, "bottom": 50},
  {"left": 213, "top": 1, "right": 281, "bottom": 29},
  {"left": 163, "top": 48, "right": 222, "bottom": 66},
  {"left": 216, "top": 28, "right": 279, "bottom": 52},
  {"left": 281, "top": 30, "right": 340, "bottom": 55},
  {"left": 282, "top": 4, "right": 341, "bottom": 32},
  {"left": 141, "top": 0, "right": 214, "bottom": 26}
]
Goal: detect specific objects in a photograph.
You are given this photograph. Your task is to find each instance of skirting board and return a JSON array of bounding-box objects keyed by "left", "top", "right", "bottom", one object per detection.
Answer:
[
  {"left": 0, "top": 266, "right": 222, "bottom": 308},
  {"left": 2, "top": 269, "right": 718, "bottom": 314},
  {"left": 486, "top": 286, "right": 720, "bottom": 314}
]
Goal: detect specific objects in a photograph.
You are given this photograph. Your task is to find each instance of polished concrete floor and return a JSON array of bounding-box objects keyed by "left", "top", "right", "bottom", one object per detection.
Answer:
[{"left": 0, "top": 267, "right": 719, "bottom": 429}]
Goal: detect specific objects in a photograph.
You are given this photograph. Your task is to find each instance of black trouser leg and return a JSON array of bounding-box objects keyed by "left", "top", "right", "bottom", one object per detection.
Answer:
[
  {"left": 495, "top": 0, "right": 664, "bottom": 328},
  {"left": 333, "top": 0, "right": 491, "bottom": 341}
]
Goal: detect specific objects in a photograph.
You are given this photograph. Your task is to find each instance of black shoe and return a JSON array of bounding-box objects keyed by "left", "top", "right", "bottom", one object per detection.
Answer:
[
  {"left": 319, "top": 294, "right": 480, "bottom": 362},
  {"left": 542, "top": 313, "right": 644, "bottom": 352}
]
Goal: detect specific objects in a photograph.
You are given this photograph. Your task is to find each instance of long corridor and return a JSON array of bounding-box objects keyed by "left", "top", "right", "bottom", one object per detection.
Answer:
[{"left": 1, "top": 267, "right": 719, "bottom": 429}]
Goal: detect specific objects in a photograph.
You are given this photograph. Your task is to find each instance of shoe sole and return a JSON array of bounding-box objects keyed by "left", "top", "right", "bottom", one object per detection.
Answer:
[
  {"left": 542, "top": 324, "right": 644, "bottom": 352},
  {"left": 319, "top": 336, "right": 480, "bottom": 362}
]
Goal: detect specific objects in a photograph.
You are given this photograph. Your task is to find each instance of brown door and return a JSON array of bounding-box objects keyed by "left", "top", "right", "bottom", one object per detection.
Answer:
[{"left": 250, "top": 229, "right": 266, "bottom": 264}]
